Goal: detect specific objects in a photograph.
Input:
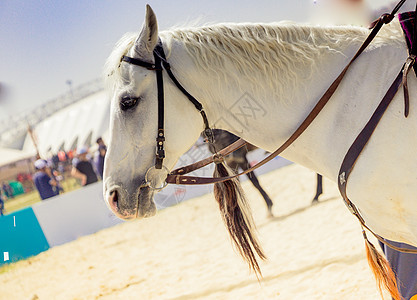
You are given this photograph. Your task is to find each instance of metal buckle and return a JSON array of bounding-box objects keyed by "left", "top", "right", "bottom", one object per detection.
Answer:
[
  {"left": 145, "top": 165, "right": 169, "bottom": 190},
  {"left": 406, "top": 54, "right": 416, "bottom": 65},
  {"left": 203, "top": 128, "right": 215, "bottom": 144},
  {"left": 212, "top": 153, "right": 224, "bottom": 164}
]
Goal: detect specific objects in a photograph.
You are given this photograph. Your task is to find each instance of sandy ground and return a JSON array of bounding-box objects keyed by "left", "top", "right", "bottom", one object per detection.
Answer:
[{"left": 1, "top": 164, "right": 389, "bottom": 300}]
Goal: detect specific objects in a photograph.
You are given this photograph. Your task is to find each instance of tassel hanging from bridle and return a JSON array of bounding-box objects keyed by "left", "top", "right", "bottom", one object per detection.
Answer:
[
  {"left": 362, "top": 229, "right": 400, "bottom": 300},
  {"left": 212, "top": 153, "right": 266, "bottom": 278}
]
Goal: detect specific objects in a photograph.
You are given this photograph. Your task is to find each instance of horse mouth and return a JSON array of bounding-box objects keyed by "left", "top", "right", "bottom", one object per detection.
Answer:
[
  {"left": 106, "top": 181, "right": 156, "bottom": 220},
  {"left": 136, "top": 186, "right": 156, "bottom": 219}
]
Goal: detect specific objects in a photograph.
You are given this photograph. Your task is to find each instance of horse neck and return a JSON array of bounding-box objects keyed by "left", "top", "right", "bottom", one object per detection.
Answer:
[{"left": 165, "top": 22, "right": 406, "bottom": 180}]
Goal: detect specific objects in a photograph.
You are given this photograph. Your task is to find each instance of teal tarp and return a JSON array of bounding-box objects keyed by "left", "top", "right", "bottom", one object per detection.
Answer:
[
  {"left": 8, "top": 181, "right": 25, "bottom": 196},
  {"left": 0, "top": 207, "right": 49, "bottom": 265}
]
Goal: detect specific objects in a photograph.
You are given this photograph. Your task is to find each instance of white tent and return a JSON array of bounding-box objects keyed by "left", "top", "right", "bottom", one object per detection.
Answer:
[
  {"left": 0, "top": 147, "right": 35, "bottom": 167},
  {"left": 22, "top": 91, "right": 110, "bottom": 157},
  {"left": 0, "top": 147, "right": 36, "bottom": 182}
]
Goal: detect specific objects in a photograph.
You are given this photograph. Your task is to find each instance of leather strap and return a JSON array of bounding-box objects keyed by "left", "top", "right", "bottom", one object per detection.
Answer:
[
  {"left": 170, "top": 3, "right": 417, "bottom": 255},
  {"left": 122, "top": 42, "right": 214, "bottom": 168},
  {"left": 402, "top": 54, "right": 416, "bottom": 117},
  {"left": 412, "top": 1, "right": 417, "bottom": 75},
  {"left": 154, "top": 44, "right": 166, "bottom": 169},
  {"left": 338, "top": 68, "right": 404, "bottom": 217},
  {"left": 169, "top": 138, "right": 247, "bottom": 176},
  {"left": 152, "top": 44, "right": 214, "bottom": 142},
  {"left": 121, "top": 0, "right": 417, "bottom": 253},
  {"left": 166, "top": 11, "right": 399, "bottom": 185},
  {"left": 121, "top": 56, "right": 158, "bottom": 70},
  {"left": 158, "top": 55, "right": 214, "bottom": 142},
  {"left": 160, "top": 59, "right": 203, "bottom": 111},
  {"left": 336, "top": 2, "right": 417, "bottom": 253},
  {"left": 401, "top": 1, "right": 417, "bottom": 116}
]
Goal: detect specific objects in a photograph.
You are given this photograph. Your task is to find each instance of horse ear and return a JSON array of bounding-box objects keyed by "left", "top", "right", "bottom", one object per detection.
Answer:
[{"left": 134, "top": 4, "right": 159, "bottom": 57}]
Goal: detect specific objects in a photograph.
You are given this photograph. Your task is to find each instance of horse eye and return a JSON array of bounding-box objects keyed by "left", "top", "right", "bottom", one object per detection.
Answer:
[{"left": 120, "top": 96, "right": 139, "bottom": 111}]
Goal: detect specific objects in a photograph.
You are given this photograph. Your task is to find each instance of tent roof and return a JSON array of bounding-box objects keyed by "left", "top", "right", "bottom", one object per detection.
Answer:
[
  {"left": 22, "top": 90, "right": 110, "bottom": 157},
  {"left": 0, "top": 147, "right": 35, "bottom": 167}
]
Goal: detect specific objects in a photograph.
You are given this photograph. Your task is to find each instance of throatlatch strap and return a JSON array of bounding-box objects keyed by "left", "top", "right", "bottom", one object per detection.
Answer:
[{"left": 154, "top": 43, "right": 214, "bottom": 142}]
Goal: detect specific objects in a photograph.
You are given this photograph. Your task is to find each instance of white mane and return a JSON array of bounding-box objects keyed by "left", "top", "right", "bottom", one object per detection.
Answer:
[{"left": 105, "top": 20, "right": 404, "bottom": 99}]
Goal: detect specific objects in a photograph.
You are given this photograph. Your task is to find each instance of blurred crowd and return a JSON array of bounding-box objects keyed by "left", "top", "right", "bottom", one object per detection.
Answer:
[{"left": 0, "top": 137, "right": 107, "bottom": 216}]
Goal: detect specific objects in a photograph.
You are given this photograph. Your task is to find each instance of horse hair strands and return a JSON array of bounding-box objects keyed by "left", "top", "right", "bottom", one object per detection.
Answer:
[
  {"left": 363, "top": 230, "right": 400, "bottom": 300},
  {"left": 105, "top": 21, "right": 403, "bottom": 103},
  {"left": 213, "top": 160, "right": 266, "bottom": 278}
]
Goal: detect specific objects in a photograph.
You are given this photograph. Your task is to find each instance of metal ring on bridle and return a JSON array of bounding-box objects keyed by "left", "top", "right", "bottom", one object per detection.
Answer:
[{"left": 145, "top": 165, "right": 170, "bottom": 190}]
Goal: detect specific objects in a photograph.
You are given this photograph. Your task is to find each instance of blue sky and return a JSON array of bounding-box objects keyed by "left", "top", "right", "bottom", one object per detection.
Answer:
[{"left": 0, "top": 0, "right": 398, "bottom": 123}]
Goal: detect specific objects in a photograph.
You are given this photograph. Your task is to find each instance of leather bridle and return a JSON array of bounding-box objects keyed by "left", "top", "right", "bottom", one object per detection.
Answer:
[
  {"left": 122, "top": 42, "right": 215, "bottom": 190},
  {"left": 122, "top": 43, "right": 214, "bottom": 170},
  {"left": 121, "top": 0, "right": 417, "bottom": 253}
]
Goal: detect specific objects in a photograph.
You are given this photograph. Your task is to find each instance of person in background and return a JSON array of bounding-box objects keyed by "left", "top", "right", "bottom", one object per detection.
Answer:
[
  {"left": 67, "top": 149, "right": 74, "bottom": 161},
  {"left": 0, "top": 189, "right": 6, "bottom": 216},
  {"left": 33, "top": 159, "right": 59, "bottom": 200},
  {"left": 57, "top": 162, "right": 66, "bottom": 175},
  {"left": 2, "top": 181, "right": 14, "bottom": 199},
  {"left": 57, "top": 150, "right": 67, "bottom": 163},
  {"left": 95, "top": 137, "right": 107, "bottom": 179},
  {"left": 52, "top": 169, "right": 64, "bottom": 193},
  {"left": 51, "top": 153, "right": 60, "bottom": 170},
  {"left": 71, "top": 147, "right": 98, "bottom": 186}
]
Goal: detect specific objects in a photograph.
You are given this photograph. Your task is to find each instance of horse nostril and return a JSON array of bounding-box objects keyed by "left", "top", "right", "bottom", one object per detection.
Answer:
[{"left": 109, "top": 189, "right": 119, "bottom": 211}]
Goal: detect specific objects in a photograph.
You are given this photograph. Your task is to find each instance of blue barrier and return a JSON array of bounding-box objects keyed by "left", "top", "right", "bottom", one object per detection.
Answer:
[
  {"left": 32, "top": 182, "right": 122, "bottom": 247},
  {"left": 0, "top": 207, "right": 49, "bottom": 266}
]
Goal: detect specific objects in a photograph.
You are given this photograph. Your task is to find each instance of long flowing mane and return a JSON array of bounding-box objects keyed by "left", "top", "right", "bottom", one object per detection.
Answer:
[{"left": 105, "top": 21, "right": 403, "bottom": 100}]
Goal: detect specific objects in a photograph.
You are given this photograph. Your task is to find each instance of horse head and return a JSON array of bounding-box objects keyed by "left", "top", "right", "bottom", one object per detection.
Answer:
[{"left": 103, "top": 5, "right": 202, "bottom": 220}]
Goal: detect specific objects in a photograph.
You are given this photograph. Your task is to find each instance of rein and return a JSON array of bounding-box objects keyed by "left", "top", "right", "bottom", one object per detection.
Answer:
[{"left": 122, "top": 0, "right": 417, "bottom": 253}]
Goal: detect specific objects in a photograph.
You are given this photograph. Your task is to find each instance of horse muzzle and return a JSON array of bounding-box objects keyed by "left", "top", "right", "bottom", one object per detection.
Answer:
[{"left": 106, "top": 182, "right": 156, "bottom": 220}]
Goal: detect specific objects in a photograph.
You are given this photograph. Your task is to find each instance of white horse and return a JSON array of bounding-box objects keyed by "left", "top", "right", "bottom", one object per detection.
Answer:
[{"left": 103, "top": 5, "right": 417, "bottom": 298}]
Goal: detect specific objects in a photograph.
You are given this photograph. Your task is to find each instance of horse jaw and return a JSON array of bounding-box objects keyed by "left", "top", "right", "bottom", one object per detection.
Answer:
[{"left": 136, "top": 186, "right": 157, "bottom": 218}]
